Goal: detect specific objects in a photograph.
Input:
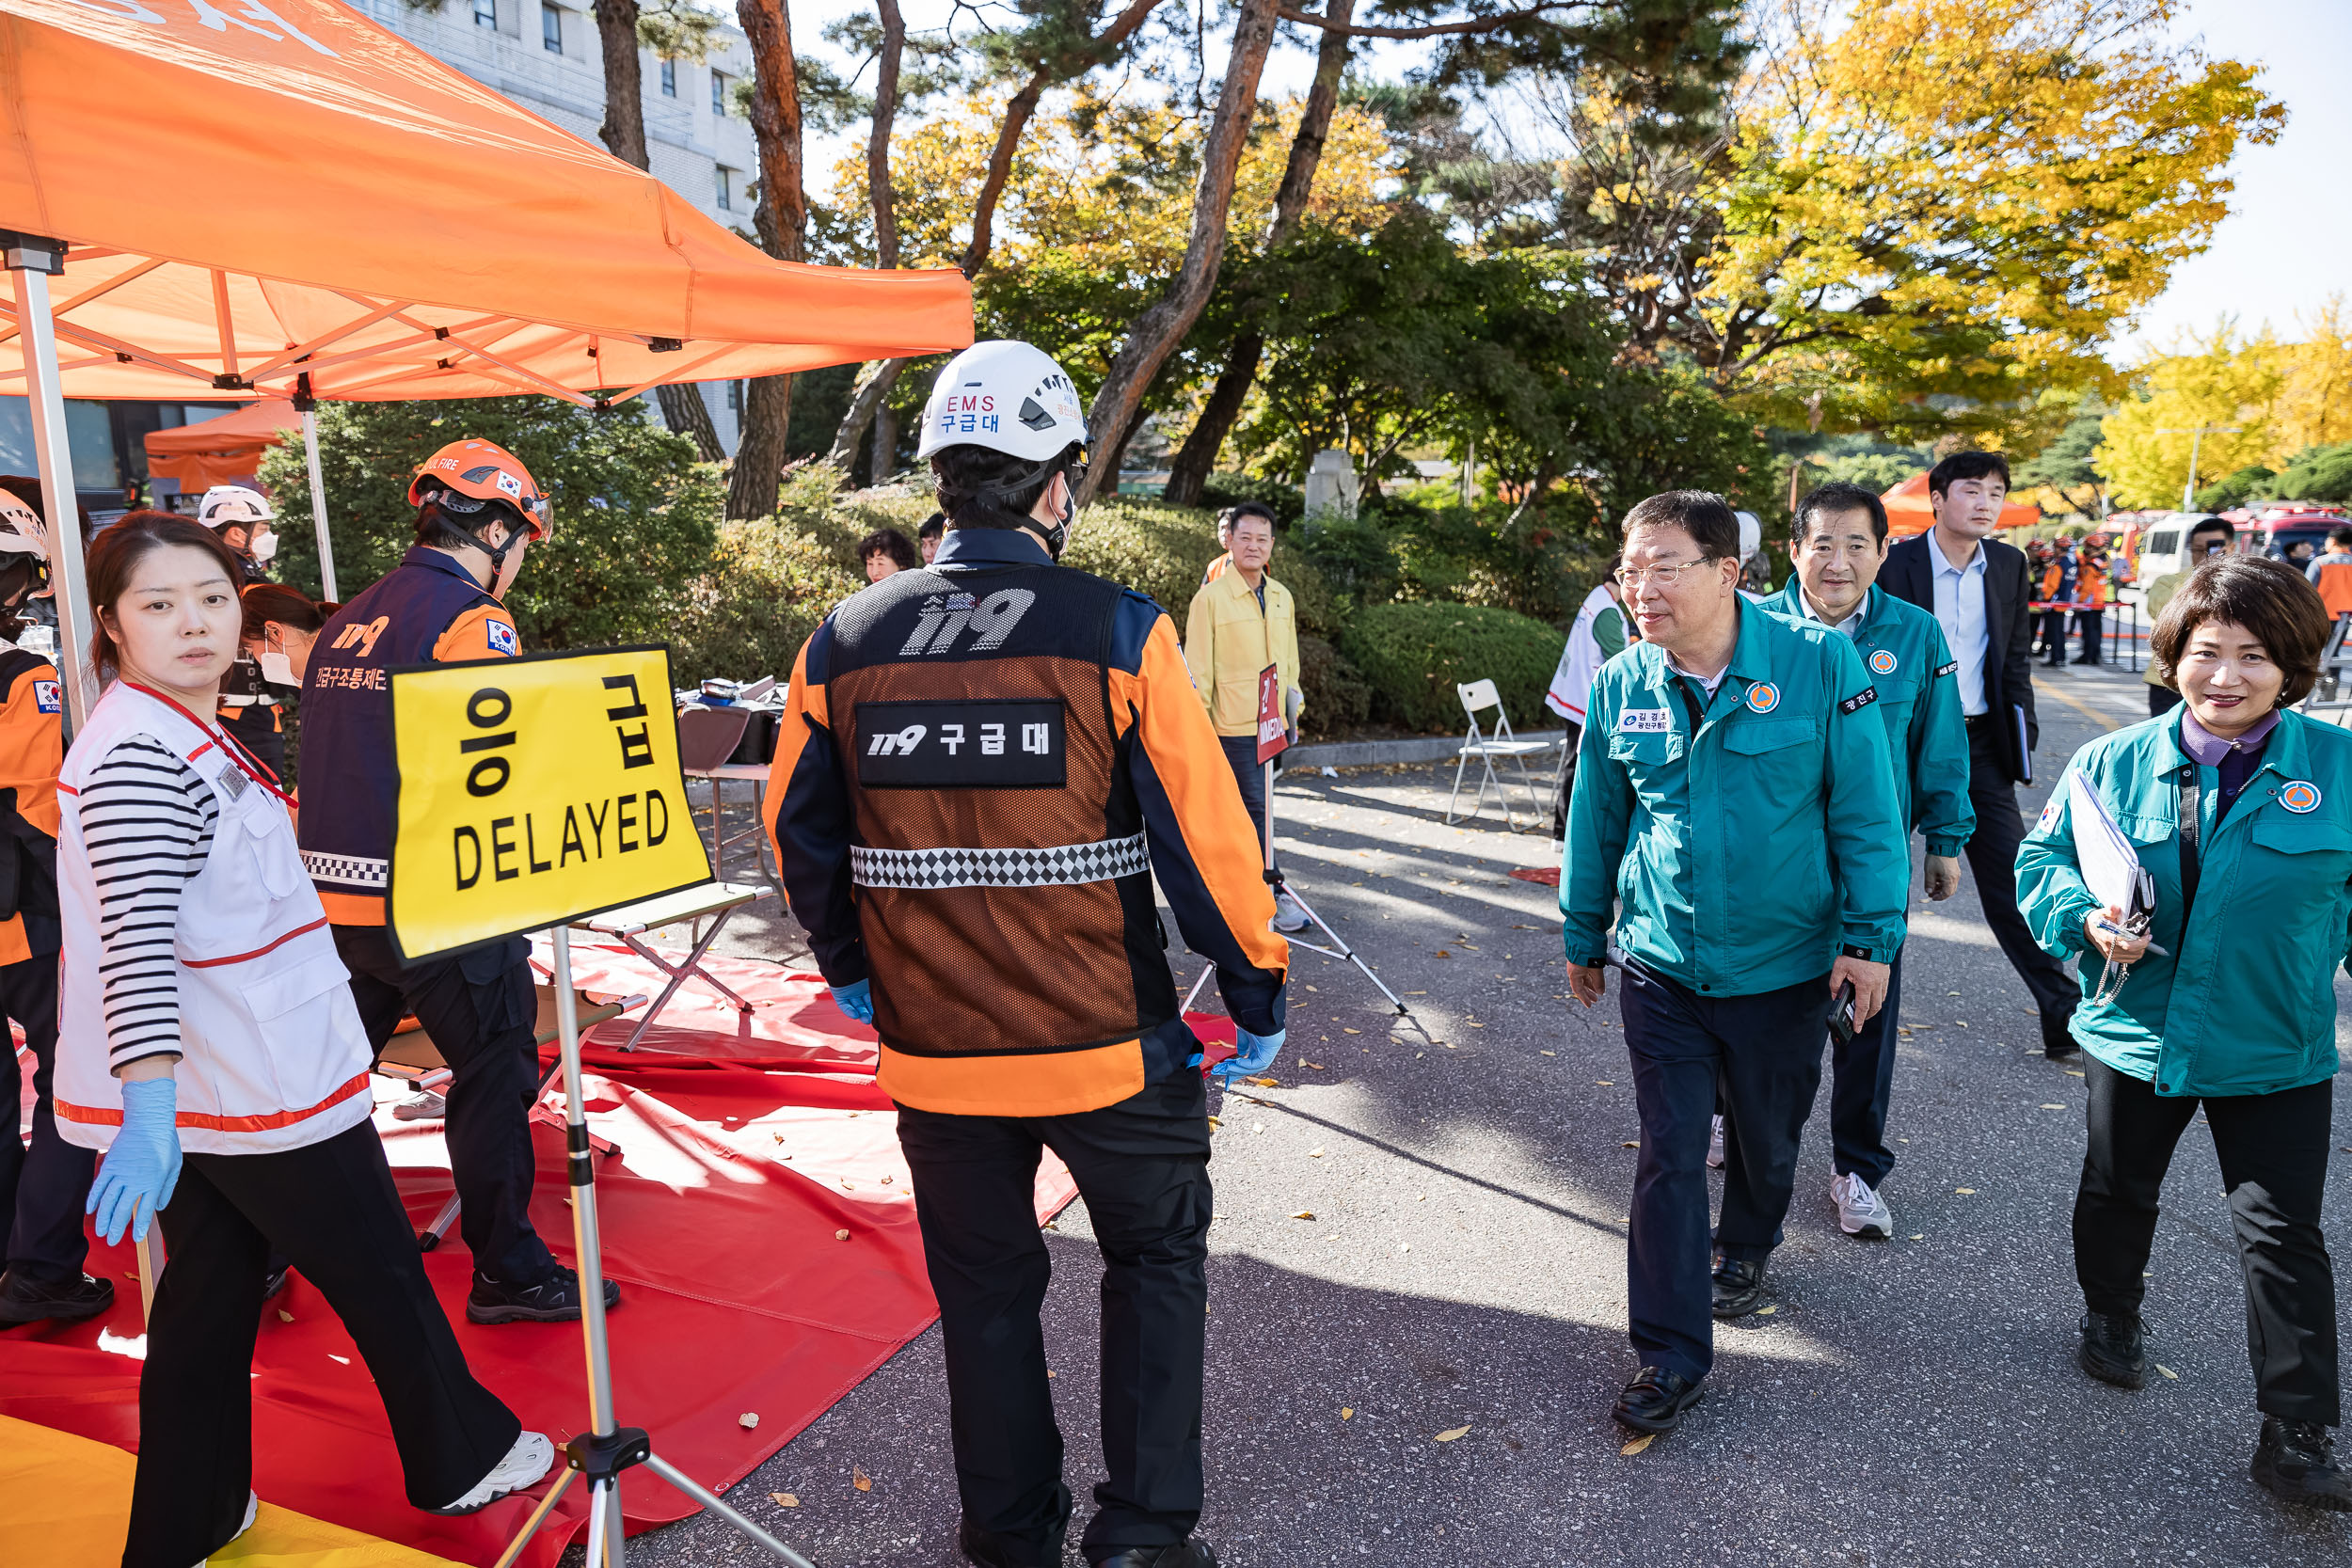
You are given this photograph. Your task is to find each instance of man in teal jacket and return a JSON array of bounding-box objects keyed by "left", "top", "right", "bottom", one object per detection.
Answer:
[
  {"left": 1564, "top": 490, "right": 1908, "bottom": 1436},
  {"left": 1765, "top": 482, "right": 1974, "bottom": 1241}
]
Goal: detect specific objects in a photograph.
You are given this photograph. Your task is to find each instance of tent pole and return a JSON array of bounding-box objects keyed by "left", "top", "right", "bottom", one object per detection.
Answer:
[
  {"left": 301, "top": 407, "right": 337, "bottom": 601},
  {"left": 6, "top": 235, "right": 95, "bottom": 730}
]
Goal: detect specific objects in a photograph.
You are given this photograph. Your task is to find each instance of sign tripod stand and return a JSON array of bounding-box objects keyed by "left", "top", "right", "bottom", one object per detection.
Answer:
[
  {"left": 492, "top": 926, "right": 815, "bottom": 1568},
  {"left": 1183, "top": 670, "right": 1419, "bottom": 1031}
]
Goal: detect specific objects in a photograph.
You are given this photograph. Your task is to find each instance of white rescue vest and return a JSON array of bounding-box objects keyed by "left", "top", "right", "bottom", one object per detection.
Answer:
[
  {"left": 1545, "top": 583, "right": 1621, "bottom": 724},
  {"left": 54, "top": 681, "right": 373, "bottom": 1156}
]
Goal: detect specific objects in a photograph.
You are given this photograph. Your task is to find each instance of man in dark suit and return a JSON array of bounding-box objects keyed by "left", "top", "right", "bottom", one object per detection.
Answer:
[{"left": 1881, "top": 451, "right": 2078, "bottom": 1057}]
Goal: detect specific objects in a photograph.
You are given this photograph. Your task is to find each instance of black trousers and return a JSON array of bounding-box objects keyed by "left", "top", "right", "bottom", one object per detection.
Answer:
[
  {"left": 896, "top": 1070, "right": 1213, "bottom": 1567},
  {"left": 1216, "top": 735, "right": 1275, "bottom": 877},
  {"left": 2074, "top": 610, "right": 2104, "bottom": 662},
  {"left": 1962, "top": 721, "right": 2076, "bottom": 1017},
  {"left": 2038, "top": 610, "right": 2068, "bottom": 659},
  {"left": 1549, "top": 721, "right": 1583, "bottom": 840},
  {"left": 1827, "top": 944, "right": 1905, "bottom": 1188},
  {"left": 1620, "top": 958, "right": 1832, "bottom": 1384},
  {"left": 334, "top": 926, "right": 554, "bottom": 1285},
  {"left": 0, "top": 955, "right": 91, "bottom": 1285},
  {"left": 126, "top": 1120, "right": 520, "bottom": 1568},
  {"left": 2075, "top": 1057, "right": 2340, "bottom": 1425}
]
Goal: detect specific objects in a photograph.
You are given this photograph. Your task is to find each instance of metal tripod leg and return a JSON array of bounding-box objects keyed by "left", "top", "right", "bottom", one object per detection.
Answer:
[{"left": 1272, "top": 877, "right": 1416, "bottom": 1021}]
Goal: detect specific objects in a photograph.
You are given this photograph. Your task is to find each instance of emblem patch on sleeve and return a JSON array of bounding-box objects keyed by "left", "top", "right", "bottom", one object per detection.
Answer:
[
  {"left": 31, "top": 680, "right": 59, "bottom": 714},
  {"left": 1838, "top": 687, "right": 1879, "bottom": 715},
  {"left": 485, "top": 618, "right": 517, "bottom": 656}
]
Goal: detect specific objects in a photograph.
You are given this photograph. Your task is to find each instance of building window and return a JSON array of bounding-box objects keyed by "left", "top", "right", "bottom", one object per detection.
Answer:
[
  {"left": 710, "top": 69, "right": 729, "bottom": 117},
  {"left": 540, "top": 2, "right": 560, "bottom": 53},
  {"left": 726, "top": 381, "right": 742, "bottom": 413},
  {"left": 660, "top": 57, "right": 675, "bottom": 96},
  {"left": 473, "top": 0, "right": 495, "bottom": 28},
  {"left": 714, "top": 166, "right": 732, "bottom": 213}
]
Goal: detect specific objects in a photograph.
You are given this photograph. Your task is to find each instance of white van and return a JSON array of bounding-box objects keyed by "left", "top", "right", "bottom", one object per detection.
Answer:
[{"left": 2133, "top": 513, "right": 2235, "bottom": 586}]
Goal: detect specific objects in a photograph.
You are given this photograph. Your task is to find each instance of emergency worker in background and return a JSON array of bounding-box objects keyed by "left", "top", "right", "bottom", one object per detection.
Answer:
[
  {"left": 222, "top": 583, "right": 330, "bottom": 785},
  {"left": 769, "top": 341, "right": 1287, "bottom": 1568},
  {"left": 0, "top": 475, "right": 87, "bottom": 656},
  {"left": 199, "top": 484, "right": 278, "bottom": 584},
  {"left": 298, "top": 439, "right": 617, "bottom": 1324},
  {"left": 1543, "top": 554, "right": 1628, "bottom": 841},
  {"left": 0, "top": 488, "right": 95, "bottom": 1324}
]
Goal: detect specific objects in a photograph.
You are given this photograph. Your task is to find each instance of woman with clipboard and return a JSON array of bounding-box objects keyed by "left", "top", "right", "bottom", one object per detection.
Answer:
[{"left": 2019, "top": 554, "right": 2352, "bottom": 1512}]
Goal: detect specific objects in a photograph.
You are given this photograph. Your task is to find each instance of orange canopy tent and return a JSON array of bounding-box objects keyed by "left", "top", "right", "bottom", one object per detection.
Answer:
[
  {"left": 141, "top": 398, "right": 299, "bottom": 489},
  {"left": 1881, "top": 473, "right": 2041, "bottom": 537},
  {"left": 0, "top": 0, "right": 972, "bottom": 717}
]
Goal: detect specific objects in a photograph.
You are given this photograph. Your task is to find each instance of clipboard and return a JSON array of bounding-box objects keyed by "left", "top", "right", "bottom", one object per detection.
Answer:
[{"left": 2067, "top": 771, "right": 2155, "bottom": 923}]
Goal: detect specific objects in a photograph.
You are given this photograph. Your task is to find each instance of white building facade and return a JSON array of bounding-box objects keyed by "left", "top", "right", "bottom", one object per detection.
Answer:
[{"left": 357, "top": 0, "right": 758, "bottom": 453}]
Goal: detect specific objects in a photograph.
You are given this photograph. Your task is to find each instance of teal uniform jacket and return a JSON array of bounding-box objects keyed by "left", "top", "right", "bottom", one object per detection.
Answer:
[
  {"left": 1561, "top": 597, "right": 1910, "bottom": 994},
  {"left": 2016, "top": 707, "right": 2352, "bottom": 1098},
  {"left": 1765, "top": 580, "right": 1975, "bottom": 857}
]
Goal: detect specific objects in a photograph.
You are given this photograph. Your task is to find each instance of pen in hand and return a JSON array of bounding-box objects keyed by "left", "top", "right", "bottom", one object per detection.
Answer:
[{"left": 2092, "top": 918, "right": 2170, "bottom": 958}]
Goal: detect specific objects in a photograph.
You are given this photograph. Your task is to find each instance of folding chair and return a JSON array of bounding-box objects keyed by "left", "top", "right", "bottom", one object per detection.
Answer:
[
  {"left": 572, "top": 880, "right": 766, "bottom": 1051},
  {"left": 678, "top": 695, "right": 781, "bottom": 889},
  {"left": 1444, "top": 679, "right": 1554, "bottom": 830}
]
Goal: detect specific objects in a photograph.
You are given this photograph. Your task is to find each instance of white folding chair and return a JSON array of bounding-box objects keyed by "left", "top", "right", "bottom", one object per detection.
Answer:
[{"left": 1445, "top": 679, "right": 1554, "bottom": 830}]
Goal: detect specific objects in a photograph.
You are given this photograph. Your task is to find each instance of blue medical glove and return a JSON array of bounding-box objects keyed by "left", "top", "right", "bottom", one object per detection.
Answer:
[
  {"left": 87, "top": 1077, "right": 182, "bottom": 1245},
  {"left": 830, "top": 978, "right": 874, "bottom": 1025},
  {"left": 1213, "top": 1026, "right": 1285, "bottom": 1085}
]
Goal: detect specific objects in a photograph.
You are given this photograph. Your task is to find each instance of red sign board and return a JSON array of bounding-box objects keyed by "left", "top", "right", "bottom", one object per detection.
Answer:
[{"left": 1255, "top": 663, "right": 1288, "bottom": 765}]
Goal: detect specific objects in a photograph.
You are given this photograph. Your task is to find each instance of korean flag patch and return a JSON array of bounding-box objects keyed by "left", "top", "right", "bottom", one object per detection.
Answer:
[
  {"left": 485, "top": 618, "right": 517, "bottom": 656},
  {"left": 31, "top": 679, "right": 59, "bottom": 715},
  {"left": 1617, "top": 707, "right": 1672, "bottom": 733}
]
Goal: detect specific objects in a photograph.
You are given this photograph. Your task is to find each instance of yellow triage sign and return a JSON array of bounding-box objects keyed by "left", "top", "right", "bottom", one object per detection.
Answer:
[{"left": 387, "top": 645, "right": 711, "bottom": 961}]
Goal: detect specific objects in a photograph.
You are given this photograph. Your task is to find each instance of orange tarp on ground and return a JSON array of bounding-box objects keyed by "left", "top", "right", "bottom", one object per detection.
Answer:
[
  {"left": 0, "top": 0, "right": 970, "bottom": 403},
  {"left": 141, "top": 399, "right": 297, "bottom": 487},
  {"left": 1882, "top": 473, "right": 2041, "bottom": 537}
]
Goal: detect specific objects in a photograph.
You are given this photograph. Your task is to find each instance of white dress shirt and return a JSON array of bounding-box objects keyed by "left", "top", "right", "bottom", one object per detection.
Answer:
[
  {"left": 1797, "top": 592, "right": 1866, "bottom": 639},
  {"left": 1929, "top": 531, "right": 1991, "bottom": 717}
]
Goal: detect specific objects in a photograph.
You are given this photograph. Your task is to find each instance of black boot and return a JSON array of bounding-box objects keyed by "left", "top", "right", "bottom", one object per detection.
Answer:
[
  {"left": 2077, "top": 1310, "right": 2147, "bottom": 1389},
  {"left": 467, "top": 1264, "right": 620, "bottom": 1324},
  {"left": 1613, "top": 1365, "right": 1704, "bottom": 1434},
  {"left": 1092, "top": 1544, "right": 1220, "bottom": 1568},
  {"left": 2251, "top": 1418, "right": 2352, "bottom": 1511}
]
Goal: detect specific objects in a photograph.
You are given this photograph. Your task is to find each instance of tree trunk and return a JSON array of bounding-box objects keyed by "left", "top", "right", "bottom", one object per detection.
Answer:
[
  {"left": 1078, "top": 0, "right": 1280, "bottom": 507},
  {"left": 728, "top": 0, "right": 807, "bottom": 519},
  {"left": 593, "top": 0, "right": 649, "bottom": 166},
  {"left": 658, "top": 381, "right": 728, "bottom": 462},
  {"left": 827, "top": 356, "right": 910, "bottom": 471},
  {"left": 824, "top": 0, "right": 908, "bottom": 470},
  {"left": 1159, "top": 0, "right": 1353, "bottom": 510}
]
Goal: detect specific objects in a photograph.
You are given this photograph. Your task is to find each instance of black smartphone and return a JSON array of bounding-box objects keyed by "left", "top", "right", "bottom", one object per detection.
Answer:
[{"left": 1827, "top": 981, "right": 1859, "bottom": 1045}]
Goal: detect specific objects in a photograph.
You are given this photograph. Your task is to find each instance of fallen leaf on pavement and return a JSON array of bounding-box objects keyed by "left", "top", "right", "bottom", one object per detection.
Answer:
[
  {"left": 1755, "top": 1306, "right": 1778, "bottom": 1316},
  {"left": 1540, "top": 1050, "right": 1556, "bottom": 1056},
  {"left": 2041, "top": 1103, "right": 2066, "bottom": 1110},
  {"left": 1309, "top": 1148, "right": 1327, "bottom": 1158},
  {"left": 1434, "top": 1425, "right": 1470, "bottom": 1442},
  {"left": 277, "top": 1309, "right": 294, "bottom": 1323},
  {"left": 1909, "top": 1234, "right": 1925, "bottom": 1241},
  {"left": 1955, "top": 1187, "right": 1977, "bottom": 1195},
  {"left": 2156, "top": 1365, "right": 2179, "bottom": 1380},
  {"left": 1292, "top": 1211, "right": 1315, "bottom": 1220},
  {"left": 1621, "top": 1141, "right": 1639, "bottom": 1148},
  {"left": 771, "top": 1494, "right": 799, "bottom": 1508},
  {"left": 852, "top": 1466, "right": 872, "bottom": 1492},
  {"left": 1248, "top": 1076, "right": 1279, "bottom": 1087},
  {"left": 1595, "top": 1080, "right": 1613, "bottom": 1086},
  {"left": 1620, "top": 1434, "right": 1655, "bottom": 1456},
  {"left": 834, "top": 1229, "right": 851, "bottom": 1241},
  {"left": 1435, "top": 951, "right": 1452, "bottom": 958},
  {"left": 1341, "top": 1407, "right": 1354, "bottom": 1420}
]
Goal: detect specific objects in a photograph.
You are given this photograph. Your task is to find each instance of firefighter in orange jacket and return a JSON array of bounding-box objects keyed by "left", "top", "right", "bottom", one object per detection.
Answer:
[
  {"left": 0, "top": 490, "right": 97, "bottom": 1324},
  {"left": 768, "top": 341, "right": 1286, "bottom": 1568}
]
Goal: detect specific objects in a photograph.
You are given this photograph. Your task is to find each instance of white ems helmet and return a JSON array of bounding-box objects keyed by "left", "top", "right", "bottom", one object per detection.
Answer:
[
  {"left": 0, "top": 490, "right": 46, "bottom": 556},
  {"left": 916, "top": 341, "right": 1090, "bottom": 463},
  {"left": 199, "top": 484, "right": 275, "bottom": 529}
]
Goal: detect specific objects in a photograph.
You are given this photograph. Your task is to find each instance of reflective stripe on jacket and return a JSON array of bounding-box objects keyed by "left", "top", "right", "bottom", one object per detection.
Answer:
[
  {"left": 2017, "top": 707, "right": 2352, "bottom": 1098},
  {"left": 1562, "top": 597, "right": 1909, "bottom": 992},
  {"left": 53, "top": 681, "right": 373, "bottom": 1155},
  {"left": 1765, "top": 581, "right": 1974, "bottom": 857},
  {"left": 767, "top": 527, "right": 1288, "bottom": 1118}
]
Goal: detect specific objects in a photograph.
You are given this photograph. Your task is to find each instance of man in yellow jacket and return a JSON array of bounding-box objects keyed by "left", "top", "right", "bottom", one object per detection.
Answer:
[{"left": 1183, "top": 503, "right": 1306, "bottom": 932}]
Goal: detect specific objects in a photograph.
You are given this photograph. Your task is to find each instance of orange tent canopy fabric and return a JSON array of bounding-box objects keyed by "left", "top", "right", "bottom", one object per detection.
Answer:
[
  {"left": 1880, "top": 473, "right": 2041, "bottom": 538},
  {"left": 141, "top": 398, "right": 298, "bottom": 486},
  {"left": 0, "top": 0, "right": 970, "bottom": 402}
]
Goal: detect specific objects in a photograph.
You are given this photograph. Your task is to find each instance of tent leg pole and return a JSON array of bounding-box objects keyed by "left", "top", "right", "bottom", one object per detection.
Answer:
[
  {"left": 7, "top": 237, "right": 94, "bottom": 732},
  {"left": 302, "top": 408, "right": 337, "bottom": 602}
]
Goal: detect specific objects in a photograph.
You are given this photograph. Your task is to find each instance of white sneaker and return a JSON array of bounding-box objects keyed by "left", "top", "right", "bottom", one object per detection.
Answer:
[
  {"left": 392, "top": 1089, "right": 447, "bottom": 1122},
  {"left": 1707, "top": 1115, "right": 1725, "bottom": 1169},
  {"left": 1272, "top": 893, "right": 1310, "bottom": 934},
  {"left": 429, "top": 1430, "right": 555, "bottom": 1515},
  {"left": 1831, "top": 1172, "right": 1894, "bottom": 1238},
  {"left": 192, "top": 1492, "right": 258, "bottom": 1566}
]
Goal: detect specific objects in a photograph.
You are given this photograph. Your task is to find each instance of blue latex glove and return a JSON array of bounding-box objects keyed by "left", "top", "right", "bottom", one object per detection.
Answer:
[
  {"left": 830, "top": 978, "right": 874, "bottom": 1025},
  {"left": 87, "top": 1077, "right": 182, "bottom": 1245},
  {"left": 1212, "top": 1026, "right": 1285, "bottom": 1085}
]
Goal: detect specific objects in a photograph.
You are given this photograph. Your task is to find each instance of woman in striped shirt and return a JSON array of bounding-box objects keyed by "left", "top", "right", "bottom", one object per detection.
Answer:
[{"left": 52, "top": 515, "right": 550, "bottom": 1566}]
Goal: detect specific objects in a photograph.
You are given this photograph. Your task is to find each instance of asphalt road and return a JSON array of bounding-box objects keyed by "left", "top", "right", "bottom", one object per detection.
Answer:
[{"left": 613, "top": 654, "right": 2352, "bottom": 1567}]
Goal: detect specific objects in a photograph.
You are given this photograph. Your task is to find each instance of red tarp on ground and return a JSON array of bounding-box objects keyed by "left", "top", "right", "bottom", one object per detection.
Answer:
[{"left": 0, "top": 944, "right": 1081, "bottom": 1567}]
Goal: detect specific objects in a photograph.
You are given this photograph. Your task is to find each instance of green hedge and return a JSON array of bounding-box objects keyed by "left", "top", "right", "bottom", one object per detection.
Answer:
[{"left": 1337, "top": 601, "right": 1564, "bottom": 735}]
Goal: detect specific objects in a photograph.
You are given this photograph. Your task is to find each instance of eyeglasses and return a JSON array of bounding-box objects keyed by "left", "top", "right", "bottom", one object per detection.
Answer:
[{"left": 1614, "top": 557, "right": 1719, "bottom": 589}]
